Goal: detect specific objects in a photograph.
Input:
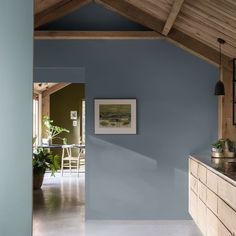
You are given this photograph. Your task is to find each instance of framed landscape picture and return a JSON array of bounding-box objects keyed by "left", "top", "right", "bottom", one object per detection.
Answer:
[{"left": 94, "top": 99, "right": 137, "bottom": 134}]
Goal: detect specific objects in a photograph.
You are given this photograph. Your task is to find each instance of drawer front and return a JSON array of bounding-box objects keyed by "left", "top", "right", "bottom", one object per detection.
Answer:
[
  {"left": 198, "top": 181, "right": 207, "bottom": 203},
  {"left": 189, "top": 189, "right": 198, "bottom": 223},
  {"left": 207, "top": 208, "right": 231, "bottom": 236},
  {"left": 207, "top": 169, "right": 218, "bottom": 194},
  {"left": 218, "top": 177, "right": 236, "bottom": 211},
  {"left": 218, "top": 198, "right": 236, "bottom": 234},
  {"left": 207, "top": 208, "right": 219, "bottom": 236},
  {"left": 218, "top": 220, "right": 231, "bottom": 236},
  {"left": 198, "top": 164, "right": 207, "bottom": 184},
  {"left": 198, "top": 199, "right": 207, "bottom": 235},
  {"left": 190, "top": 159, "right": 198, "bottom": 178},
  {"left": 206, "top": 188, "right": 218, "bottom": 215},
  {"left": 190, "top": 173, "right": 198, "bottom": 194}
]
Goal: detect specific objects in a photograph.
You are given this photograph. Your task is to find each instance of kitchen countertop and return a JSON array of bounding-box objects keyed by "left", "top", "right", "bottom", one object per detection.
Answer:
[{"left": 189, "top": 153, "right": 236, "bottom": 186}]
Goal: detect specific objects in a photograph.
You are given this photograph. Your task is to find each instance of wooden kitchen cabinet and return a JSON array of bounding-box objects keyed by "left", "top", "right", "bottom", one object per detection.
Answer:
[{"left": 189, "top": 156, "right": 236, "bottom": 236}]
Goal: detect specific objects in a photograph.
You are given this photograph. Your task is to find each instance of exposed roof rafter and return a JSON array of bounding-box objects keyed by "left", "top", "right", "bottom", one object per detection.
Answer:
[
  {"left": 35, "top": 0, "right": 92, "bottom": 28},
  {"left": 162, "top": 0, "right": 185, "bottom": 36}
]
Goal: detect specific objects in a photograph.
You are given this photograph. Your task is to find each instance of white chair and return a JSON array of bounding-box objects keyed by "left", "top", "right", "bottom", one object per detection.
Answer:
[
  {"left": 78, "top": 147, "right": 85, "bottom": 171},
  {"left": 61, "top": 145, "right": 80, "bottom": 176}
]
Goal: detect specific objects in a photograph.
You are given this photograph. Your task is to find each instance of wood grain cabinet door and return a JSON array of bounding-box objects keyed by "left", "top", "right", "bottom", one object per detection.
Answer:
[
  {"left": 207, "top": 208, "right": 219, "bottom": 236},
  {"left": 206, "top": 170, "right": 218, "bottom": 194},
  {"left": 198, "top": 164, "right": 207, "bottom": 184},
  {"left": 218, "top": 177, "right": 236, "bottom": 211},
  {"left": 206, "top": 188, "right": 217, "bottom": 215},
  {"left": 198, "top": 199, "right": 207, "bottom": 235},
  {"left": 190, "top": 173, "right": 198, "bottom": 194},
  {"left": 207, "top": 208, "right": 231, "bottom": 236},
  {"left": 190, "top": 159, "right": 198, "bottom": 178},
  {"left": 189, "top": 189, "right": 198, "bottom": 222},
  {"left": 198, "top": 181, "right": 207, "bottom": 203},
  {"left": 218, "top": 198, "right": 236, "bottom": 234}
]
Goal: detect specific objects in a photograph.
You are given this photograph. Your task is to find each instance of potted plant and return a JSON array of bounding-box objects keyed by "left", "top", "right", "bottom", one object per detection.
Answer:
[
  {"left": 43, "top": 116, "right": 70, "bottom": 145},
  {"left": 212, "top": 139, "right": 225, "bottom": 153},
  {"left": 33, "top": 148, "right": 60, "bottom": 190},
  {"left": 212, "top": 139, "right": 235, "bottom": 158}
]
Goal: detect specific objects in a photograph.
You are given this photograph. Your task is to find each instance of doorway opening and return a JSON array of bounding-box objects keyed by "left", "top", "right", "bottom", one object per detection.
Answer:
[{"left": 32, "top": 82, "right": 86, "bottom": 235}]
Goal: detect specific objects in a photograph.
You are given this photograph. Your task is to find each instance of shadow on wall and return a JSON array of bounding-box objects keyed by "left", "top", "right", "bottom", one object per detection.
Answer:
[{"left": 86, "top": 136, "right": 189, "bottom": 220}]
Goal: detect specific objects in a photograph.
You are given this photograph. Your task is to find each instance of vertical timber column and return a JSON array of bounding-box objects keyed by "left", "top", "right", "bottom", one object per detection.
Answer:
[
  {"left": 220, "top": 66, "right": 236, "bottom": 142},
  {"left": 0, "top": 1, "right": 33, "bottom": 236}
]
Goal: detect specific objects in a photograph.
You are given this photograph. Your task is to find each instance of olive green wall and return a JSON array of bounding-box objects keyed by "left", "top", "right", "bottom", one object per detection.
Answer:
[{"left": 50, "top": 84, "right": 85, "bottom": 153}]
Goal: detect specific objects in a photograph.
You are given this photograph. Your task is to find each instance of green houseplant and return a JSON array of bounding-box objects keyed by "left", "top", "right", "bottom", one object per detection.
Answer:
[
  {"left": 43, "top": 116, "right": 70, "bottom": 145},
  {"left": 33, "top": 148, "right": 60, "bottom": 190},
  {"left": 212, "top": 138, "right": 235, "bottom": 158}
]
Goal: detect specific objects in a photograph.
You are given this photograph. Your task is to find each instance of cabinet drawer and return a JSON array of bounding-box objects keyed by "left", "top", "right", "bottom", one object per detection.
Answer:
[
  {"left": 198, "top": 164, "right": 207, "bottom": 184},
  {"left": 218, "top": 220, "right": 231, "bottom": 236},
  {"left": 207, "top": 169, "right": 218, "bottom": 194},
  {"left": 189, "top": 189, "right": 198, "bottom": 223},
  {"left": 218, "top": 177, "right": 236, "bottom": 211},
  {"left": 207, "top": 208, "right": 231, "bottom": 236},
  {"left": 206, "top": 188, "right": 218, "bottom": 215},
  {"left": 190, "top": 159, "right": 198, "bottom": 178},
  {"left": 190, "top": 173, "right": 198, "bottom": 194},
  {"left": 218, "top": 198, "right": 236, "bottom": 234},
  {"left": 198, "top": 199, "right": 207, "bottom": 235},
  {"left": 207, "top": 208, "right": 219, "bottom": 236},
  {"left": 198, "top": 181, "right": 207, "bottom": 203}
]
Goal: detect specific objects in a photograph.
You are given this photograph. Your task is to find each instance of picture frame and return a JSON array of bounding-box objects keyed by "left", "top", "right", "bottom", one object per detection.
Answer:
[
  {"left": 94, "top": 99, "right": 137, "bottom": 134},
  {"left": 70, "top": 111, "right": 77, "bottom": 120}
]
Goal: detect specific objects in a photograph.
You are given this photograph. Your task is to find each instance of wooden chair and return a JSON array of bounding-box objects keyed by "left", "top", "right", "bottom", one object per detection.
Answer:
[{"left": 61, "top": 145, "right": 80, "bottom": 176}]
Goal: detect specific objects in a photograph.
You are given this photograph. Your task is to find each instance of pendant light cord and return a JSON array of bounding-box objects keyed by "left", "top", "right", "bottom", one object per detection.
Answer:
[{"left": 217, "top": 38, "right": 225, "bottom": 81}]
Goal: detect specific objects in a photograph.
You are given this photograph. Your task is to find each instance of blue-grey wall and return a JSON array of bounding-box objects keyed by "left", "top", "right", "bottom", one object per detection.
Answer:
[
  {"left": 34, "top": 40, "right": 218, "bottom": 219},
  {"left": 0, "top": 1, "right": 33, "bottom": 235}
]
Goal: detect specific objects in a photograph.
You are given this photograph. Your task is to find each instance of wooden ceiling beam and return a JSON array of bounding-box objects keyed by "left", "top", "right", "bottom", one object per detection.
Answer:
[
  {"left": 34, "top": 30, "right": 163, "bottom": 39},
  {"left": 95, "top": 0, "right": 232, "bottom": 70},
  {"left": 35, "top": 0, "right": 92, "bottom": 28},
  {"left": 162, "top": 0, "right": 185, "bottom": 36}
]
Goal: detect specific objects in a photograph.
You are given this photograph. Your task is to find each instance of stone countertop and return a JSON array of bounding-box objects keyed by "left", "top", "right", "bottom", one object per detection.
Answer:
[{"left": 189, "top": 153, "right": 236, "bottom": 186}]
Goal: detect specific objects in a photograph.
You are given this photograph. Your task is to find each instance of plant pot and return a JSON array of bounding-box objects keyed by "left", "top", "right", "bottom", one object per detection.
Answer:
[{"left": 33, "top": 173, "right": 44, "bottom": 190}]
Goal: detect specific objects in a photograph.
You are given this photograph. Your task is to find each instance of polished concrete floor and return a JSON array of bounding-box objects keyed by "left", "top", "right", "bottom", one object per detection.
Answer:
[{"left": 33, "top": 173, "right": 202, "bottom": 236}]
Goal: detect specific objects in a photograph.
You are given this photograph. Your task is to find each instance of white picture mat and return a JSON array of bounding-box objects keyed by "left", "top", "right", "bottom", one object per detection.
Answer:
[{"left": 94, "top": 99, "right": 136, "bottom": 134}]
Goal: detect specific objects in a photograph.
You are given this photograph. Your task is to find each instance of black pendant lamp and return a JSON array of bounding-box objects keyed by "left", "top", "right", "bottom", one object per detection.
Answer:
[{"left": 214, "top": 38, "right": 225, "bottom": 96}]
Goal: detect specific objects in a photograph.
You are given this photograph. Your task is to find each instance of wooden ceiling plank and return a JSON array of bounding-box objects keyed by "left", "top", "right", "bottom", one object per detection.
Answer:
[
  {"left": 174, "top": 20, "right": 236, "bottom": 58},
  {"left": 95, "top": 0, "right": 232, "bottom": 70},
  {"left": 176, "top": 12, "right": 236, "bottom": 51},
  {"left": 35, "top": 0, "right": 92, "bottom": 28},
  {"left": 182, "top": 4, "right": 236, "bottom": 36},
  {"left": 203, "top": 0, "right": 236, "bottom": 20},
  {"left": 176, "top": 12, "right": 236, "bottom": 52},
  {"left": 162, "top": 0, "right": 185, "bottom": 36},
  {"left": 34, "top": 31, "right": 163, "bottom": 39},
  {"left": 185, "top": 0, "right": 236, "bottom": 29}
]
